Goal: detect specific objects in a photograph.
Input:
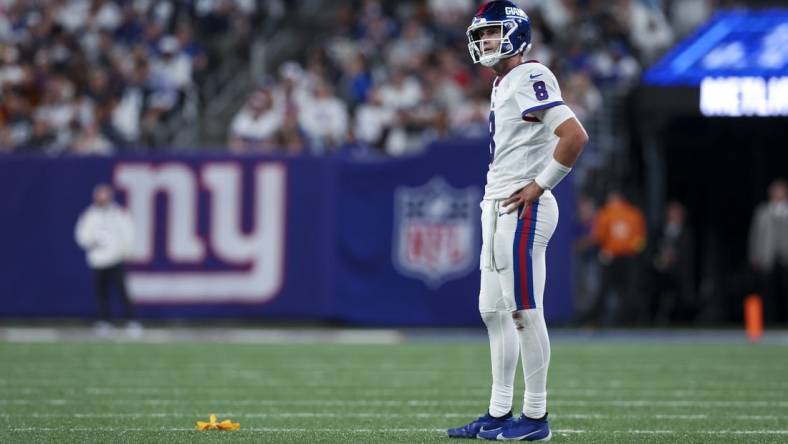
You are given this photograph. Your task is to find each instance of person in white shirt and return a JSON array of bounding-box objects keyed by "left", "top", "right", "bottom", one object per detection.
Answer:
[
  {"left": 229, "top": 88, "right": 284, "bottom": 153},
  {"left": 353, "top": 88, "right": 394, "bottom": 150},
  {"left": 75, "top": 184, "right": 137, "bottom": 330},
  {"left": 749, "top": 179, "right": 788, "bottom": 323},
  {"left": 448, "top": 2, "right": 588, "bottom": 441},
  {"left": 297, "top": 80, "right": 348, "bottom": 153}
]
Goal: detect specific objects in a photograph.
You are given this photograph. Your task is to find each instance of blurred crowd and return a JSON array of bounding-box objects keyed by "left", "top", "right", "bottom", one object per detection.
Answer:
[
  {"left": 227, "top": 0, "right": 718, "bottom": 156},
  {"left": 0, "top": 0, "right": 718, "bottom": 156},
  {"left": 0, "top": 0, "right": 262, "bottom": 154},
  {"left": 572, "top": 179, "right": 788, "bottom": 326}
]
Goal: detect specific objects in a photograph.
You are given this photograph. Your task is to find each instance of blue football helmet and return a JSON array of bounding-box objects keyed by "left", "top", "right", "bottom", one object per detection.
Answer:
[{"left": 467, "top": 1, "right": 532, "bottom": 67}]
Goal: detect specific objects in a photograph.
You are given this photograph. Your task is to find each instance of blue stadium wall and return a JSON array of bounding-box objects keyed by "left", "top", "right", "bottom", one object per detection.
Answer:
[{"left": 0, "top": 140, "right": 575, "bottom": 326}]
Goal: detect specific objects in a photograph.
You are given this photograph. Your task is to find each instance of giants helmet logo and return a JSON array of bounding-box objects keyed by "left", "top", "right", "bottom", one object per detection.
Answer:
[{"left": 393, "top": 178, "right": 480, "bottom": 288}]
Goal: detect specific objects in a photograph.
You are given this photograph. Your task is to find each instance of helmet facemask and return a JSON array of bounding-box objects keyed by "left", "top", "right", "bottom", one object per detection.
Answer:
[{"left": 467, "top": 20, "right": 528, "bottom": 67}]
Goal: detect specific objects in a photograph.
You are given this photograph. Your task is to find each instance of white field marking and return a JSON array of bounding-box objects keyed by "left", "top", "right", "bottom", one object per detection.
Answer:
[
  {"left": 7, "top": 427, "right": 788, "bottom": 435},
  {"left": 0, "top": 378, "right": 463, "bottom": 387},
  {"left": 1, "top": 388, "right": 787, "bottom": 406},
  {"left": 7, "top": 427, "right": 444, "bottom": 433},
  {"left": 5, "top": 373, "right": 786, "bottom": 382},
  {"left": 0, "top": 378, "right": 788, "bottom": 396},
  {"left": 0, "top": 412, "right": 785, "bottom": 421},
  {"left": 560, "top": 379, "right": 788, "bottom": 389},
  {"left": 3, "top": 398, "right": 788, "bottom": 408},
  {"left": 0, "top": 327, "right": 406, "bottom": 344},
  {"left": 2, "top": 386, "right": 786, "bottom": 399}
]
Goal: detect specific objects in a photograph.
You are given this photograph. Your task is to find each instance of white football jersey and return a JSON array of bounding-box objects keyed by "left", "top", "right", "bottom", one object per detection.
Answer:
[{"left": 485, "top": 61, "right": 564, "bottom": 200}]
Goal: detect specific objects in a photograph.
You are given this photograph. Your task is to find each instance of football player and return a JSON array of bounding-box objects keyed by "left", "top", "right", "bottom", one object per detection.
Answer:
[{"left": 447, "top": 1, "right": 588, "bottom": 441}]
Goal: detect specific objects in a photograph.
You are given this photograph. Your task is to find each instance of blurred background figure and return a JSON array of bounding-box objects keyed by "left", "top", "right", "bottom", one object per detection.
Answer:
[
  {"left": 651, "top": 201, "right": 695, "bottom": 324},
  {"left": 571, "top": 195, "right": 600, "bottom": 323},
  {"left": 72, "top": 122, "right": 114, "bottom": 155},
  {"left": 353, "top": 87, "right": 395, "bottom": 153},
  {"left": 297, "top": 80, "right": 349, "bottom": 154},
  {"left": 74, "top": 184, "right": 138, "bottom": 336},
  {"left": 749, "top": 179, "right": 788, "bottom": 324},
  {"left": 229, "top": 85, "right": 283, "bottom": 153},
  {"left": 582, "top": 190, "right": 647, "bottom": 325}
]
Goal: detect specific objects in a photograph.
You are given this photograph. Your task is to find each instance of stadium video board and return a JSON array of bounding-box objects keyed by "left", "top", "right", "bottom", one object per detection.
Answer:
[{"left": 643, "top": 10, "right": 788, "bottom": 117}]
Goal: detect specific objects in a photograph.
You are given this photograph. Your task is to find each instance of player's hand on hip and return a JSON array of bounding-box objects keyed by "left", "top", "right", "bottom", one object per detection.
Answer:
[{"left": 503, "top": 182, "right": 545, "bottom": 219}]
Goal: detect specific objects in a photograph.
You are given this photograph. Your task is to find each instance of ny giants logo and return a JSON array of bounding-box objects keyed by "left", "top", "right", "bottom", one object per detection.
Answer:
[
  {"left": 393, "top": 178, "right": 480, "bottom": 288},
  {"left": 505, "top": 6, "right": 527, "bottom": 18},
  {"left": 114, "top": 162, "right": 286, "bottom": 304}
]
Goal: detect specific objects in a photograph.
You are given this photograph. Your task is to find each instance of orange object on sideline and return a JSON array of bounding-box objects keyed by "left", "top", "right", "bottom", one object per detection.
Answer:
[{"left": 744, "top": 294, "right": 763, "bottom": 342}]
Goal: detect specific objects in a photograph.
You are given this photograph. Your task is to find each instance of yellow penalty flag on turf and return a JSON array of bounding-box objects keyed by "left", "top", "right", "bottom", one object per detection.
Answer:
[{"left": 196, "top": 414, "right": 240, "bottom": 431}]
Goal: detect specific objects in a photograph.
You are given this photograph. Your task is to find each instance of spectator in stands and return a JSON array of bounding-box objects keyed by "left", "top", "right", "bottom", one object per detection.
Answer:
[
  {"left": 377, "top": 69, "right": 423, "bottom": 156},
  {"left": 84, "top": 69, "right": 114, "bottom": 107},
  {"left": 277, "top": 61, "right": 310, "bottom": 116},
  {"left": 0, "top": 46, "right": 25, "bottom": 93},
  {"left": 666, "top": 0, "right": 713, "bottom": 38},
  {"left": 114, "top": 4, "right": 144, "bottom": 45},
  {"left": 72, "top": 122, "right": 113, "bottom": 155},
  {"left": 112, "top": 60, "right": 148, "bottom": 145},
  {"left": 450, "top": 88, "right": 489, "bottom": 139},
  {"left": 581, "top": 190, "right": 647, "bottom": 325},
  {"left": 564, "top": 72, "right": 603, "bottom": 123},
  {"left": 34, "top": 75, "right": 82, "bottom": 153},
  {"left": 379, "top": 68, "right": 423, "bottom": 112},
  {"left": 616, "top": 0, "right": 674, "bottom": 64},
  {"left": 338, "top": 54, "right": 373, "bottom": 107},
  {"left": 278, "top": 109, "right": 307, "bottom": 155},
  {"left": 150, "top": 35, "right": 192, "bottom": 106},
  {"left": 229, "top": 86, "right": 284, "bottom": 153},
  {"left": 387, "top": 21, "right": 434, "bottom": 70},
  {"left": 427, "top": 0, "right": 474, "bottom": 33},
  {"left": 176, "top": 23, "right": 208, "bottom": 88},
  {"left": 422, "top": 65, "right": 465, "bottom": 111},
  {"left": 353, "top": 87, "right": 394, "bottom": 152},
  {"left": 297, "top": 80, "right": 348, "bottom": 154},
  {"left": 651, "top": 201, "right": 695, "bottom": 324},
  {"left": 75, "top": 184, "right": 139, "bottom": 336},
  {"left": 405, "top": 81, "right": 451, "bottom": 148},
  {"left": 749, "top": 179, "right": 788, "bottom": 324},
  {"left": 27, "top": 116, "right": 58, "bottom": 152},
  {"left": 88, "top": 0, "right": 123, "bottom": 33},
  {"left": 588, "top": 41, "right": 641, "bottom": 88},
  {"left": 0, "top": 89, "right": 34, "bottom": 152}
]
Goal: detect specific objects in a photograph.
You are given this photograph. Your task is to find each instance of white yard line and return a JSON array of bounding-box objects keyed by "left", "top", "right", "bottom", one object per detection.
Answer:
[
  {"left": 2, "top": 386, "right": 785, "bottom": 400},
  {"left": 2, "top": 398, "right": 788, "bottom": 407},
  {"left": 0, "top": 327, "right": 406, "bottom": 344},
  {"left": 0, "top": 412, "right": 784, "bottom": 420},
  {"left": 6, "top": 427, "right": 788, "bottom": 435},
  {"left": 3, "top": 379, "right": 788, "bottom": 392}
]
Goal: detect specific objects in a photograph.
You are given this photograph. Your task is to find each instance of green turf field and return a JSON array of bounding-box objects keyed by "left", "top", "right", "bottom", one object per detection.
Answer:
[{"left": 1, "top": 340, "right": 787, "bottom": 443}]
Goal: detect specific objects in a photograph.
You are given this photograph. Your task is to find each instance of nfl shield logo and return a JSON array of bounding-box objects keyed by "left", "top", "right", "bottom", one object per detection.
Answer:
[{"left": 393, "top": 177, "right": 481, "bottom": 288}]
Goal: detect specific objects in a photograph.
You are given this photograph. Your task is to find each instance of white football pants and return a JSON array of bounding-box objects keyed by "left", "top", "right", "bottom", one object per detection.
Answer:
[{"left": 478, "top": 191, "right": 558, "bottom": 418}]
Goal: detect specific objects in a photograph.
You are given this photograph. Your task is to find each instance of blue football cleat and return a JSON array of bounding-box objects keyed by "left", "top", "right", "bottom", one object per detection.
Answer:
[
  {"left": 446, "top": 411, "right": 513, "bottom": 438},
  {"left": 476, "top": 413, "right": 551, "bottom": 441}
]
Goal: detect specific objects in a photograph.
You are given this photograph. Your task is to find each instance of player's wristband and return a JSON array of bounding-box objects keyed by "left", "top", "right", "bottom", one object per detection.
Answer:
[{"left": 534, "top": 158, "right": 572, "bottom": 190}]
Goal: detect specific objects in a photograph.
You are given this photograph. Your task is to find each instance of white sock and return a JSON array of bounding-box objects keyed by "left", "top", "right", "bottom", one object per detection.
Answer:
[
  {"left": 481, "top": 311, "right": 519, "bottom": 417},
  {"left": 513, "top": 308, "right": 550, "bottom": 419}
]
